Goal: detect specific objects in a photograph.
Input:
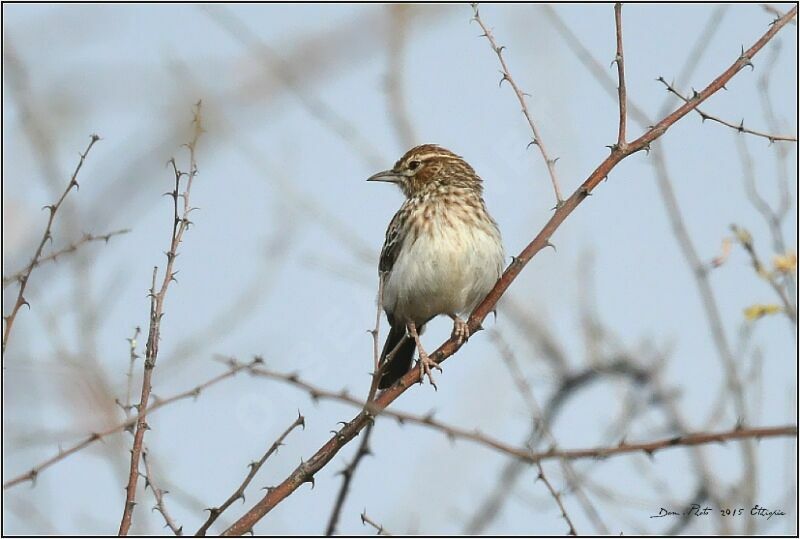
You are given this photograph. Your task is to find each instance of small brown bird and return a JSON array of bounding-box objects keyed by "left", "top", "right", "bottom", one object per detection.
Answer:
[{"left": 368, "top": 144, "right": 505, "bottom": 389}]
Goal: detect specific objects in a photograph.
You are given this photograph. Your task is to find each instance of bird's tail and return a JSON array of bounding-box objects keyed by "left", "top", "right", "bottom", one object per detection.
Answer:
[{"left": 378, "top": 323, "right": 416, "bottom": 389}]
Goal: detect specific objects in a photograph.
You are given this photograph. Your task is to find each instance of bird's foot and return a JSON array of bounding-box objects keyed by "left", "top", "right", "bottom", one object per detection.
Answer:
[
  {"left": 417, "top": 350, "right": 442, "bottom": 390},
  {"left": 449, "top": 315, "right": 470, "bottom": 345}
]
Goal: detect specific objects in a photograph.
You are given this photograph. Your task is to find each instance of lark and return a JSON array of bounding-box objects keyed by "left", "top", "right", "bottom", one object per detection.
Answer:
[{"left": 368, "top": 144, "right": 504, "bottom": 389}]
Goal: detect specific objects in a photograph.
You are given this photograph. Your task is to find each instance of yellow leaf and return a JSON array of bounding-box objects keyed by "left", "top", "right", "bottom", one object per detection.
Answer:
[
  {"left": 744, "top": 304, "right": 783, "bottom": 321},
  {"left": 773, "top": 251, "right": 797, "bottom": 273}
]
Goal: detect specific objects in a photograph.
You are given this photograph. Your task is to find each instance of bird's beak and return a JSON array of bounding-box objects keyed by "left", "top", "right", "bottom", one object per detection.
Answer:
[{"left": 367, "top": 169, "right": 402, "bottom": 183}]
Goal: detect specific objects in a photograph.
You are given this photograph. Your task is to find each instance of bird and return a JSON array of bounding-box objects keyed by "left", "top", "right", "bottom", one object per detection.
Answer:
[{"left": 368, "top": 144, "right": 505, "bottom": 389}]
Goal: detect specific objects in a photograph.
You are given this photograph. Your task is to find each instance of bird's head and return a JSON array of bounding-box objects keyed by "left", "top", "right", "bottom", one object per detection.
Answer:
[{"left": 367, "top": 144, "right": 482, "bottom": 198}]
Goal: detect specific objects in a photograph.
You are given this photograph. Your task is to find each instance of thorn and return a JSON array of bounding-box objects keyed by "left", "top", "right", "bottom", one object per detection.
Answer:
[
  {"left": 545, "top": 241, "right": 557, "bottom": 252},
  {"left": 527, "top": 139, "right": 539, "bottom": 149}
]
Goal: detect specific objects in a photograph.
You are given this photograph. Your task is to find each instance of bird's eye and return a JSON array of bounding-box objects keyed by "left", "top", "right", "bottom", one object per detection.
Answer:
[{"left": 408, "top": 160, "right": 421, "bottom": 171}]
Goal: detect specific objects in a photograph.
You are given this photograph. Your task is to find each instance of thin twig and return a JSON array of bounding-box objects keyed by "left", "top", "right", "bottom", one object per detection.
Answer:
[
  {"left": 2, "top": 134, "right": 100, "bottom": 355},
  {"left": 614, "top": 3, "right": 628, "bottom": 148},
  {"left": 471, "top": 4, "right": 565, "bottom": 206},
  {"left": 2, "top": 229, "right": 130, "bottom": 289},
  {"left": 119, "top": 102, "right": 204, "bottom": 535},
  {"left": 119, "top": 326, "right": 142, "bottom": 421},
  {"left": 536, "top": 462, "right": 577, "bottom": 535},
  {"left": 325, "top": 424, "right": 374, "bottom": 536},
  {"left": 3, "top": 358, "right": 255, "bottom": 490},
  {"left": 220, "top": 9, "right": 797, "bottom": 535},
  {"left": 142, "top": 449, "right": 184, "bottom": 535},
  {"left": 656, "top": 77, "right": 797, "bottom": 143},
  {"left": 366, "top": 273, "right": 386, "bottom": 403},
  {"left": 361, "top": 511, "right": 392, "bottom": 536},
  {"left": 195, "top": 413, "right": 306, "bottom": 536}
]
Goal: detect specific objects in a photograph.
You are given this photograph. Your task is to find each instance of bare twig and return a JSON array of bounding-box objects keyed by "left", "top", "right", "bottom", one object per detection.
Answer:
[
  {"left": 3, "top": 358, "right": 255, "bottom": 490},
  {"left": 613, "top": 3, "right": 628, "bottom": 148},
  {"left": 656, "top": 77, "right": 797, "bottom": 142},
  {"left": 195, "top": 413, "right": 306, "bottom": 536},
  {"left": 325, "top": 424, "right": 374, "bottom": 536},
  {"left": 3, "top": 229, "right": 130, "bottom": 289},
  {"left": 220, "top": 9, "right": 797, "bottom": 535},
  {"left": 2, "top": 134, "right": 100, "bottom": 355},
  {"left": 536, "top": 462, "right": 577, "bottom": 535},
  {"left": 366, "top": 273, "right": 386, "bottom": 403},
  {"left": 142, "top": 449, "right": 183, "bottom": 535},
  {"left": 361, "top": 511, "right": 392, "bottom": 536},
  {"left": 120, "top": 326, "right": 142, "bottom": 420},
  {"left": 119, "top": 103, "right": 204, "bottom": 535},
  {"left": 471, "top": 4, "right": 565, "bottom": 206}
]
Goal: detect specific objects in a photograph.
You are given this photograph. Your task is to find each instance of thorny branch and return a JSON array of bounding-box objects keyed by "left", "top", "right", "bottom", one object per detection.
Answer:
[
  {"left": 219, "top": 10, "right": 797, "bottom": 534},
  {"left": 325, "top": 424, "right": 374, "bottom": 536},
  {"left": 195, "top": 413, "right": 306, "bottom": 536},
  {"left": 536, "top": 462, "right": 577, "bottom": 536},
  {"left": 142, "top": 450, "right": 184, "bottom": 535},
  {"left": 471, "top": 3, "right": 565, "bottom": 206},
  {"left": 3, "top": 358, "right": 257, "bottom": 490},
  {"left": 118, "top": 102, "right": 204, "bottom": 535},
  {"left": 656, "top": 77, "right": 797, "bottom": 143},
  {"left": 360, "top": 511, "right": 392, "bottom": 536},
  {"left": 118, "top": 104, "right": 204, "bottom": 533},
  {"left": 2, "top": 134, "right": 100, "bottom": 355},
  {"left": 2, "top": 229, "right": 130, "bottom": 289}
]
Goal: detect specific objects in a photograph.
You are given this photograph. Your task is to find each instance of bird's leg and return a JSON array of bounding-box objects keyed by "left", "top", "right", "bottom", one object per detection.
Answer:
[
  {"left": 407, "top": 321, "right": 441, "bottom": 389},
  {"left": 448, "top": 314, "right": 470, "bottom": 345}
]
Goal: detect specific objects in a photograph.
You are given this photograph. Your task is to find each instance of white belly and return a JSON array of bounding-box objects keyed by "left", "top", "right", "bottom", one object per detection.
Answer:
[{"left": 383, "top": 215, "right": 504, "bottom": 324}]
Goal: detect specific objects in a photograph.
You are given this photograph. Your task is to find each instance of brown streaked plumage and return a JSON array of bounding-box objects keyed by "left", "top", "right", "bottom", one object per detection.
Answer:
[{"left": 368, "top": 144, "right": 505, "bottom": 389}]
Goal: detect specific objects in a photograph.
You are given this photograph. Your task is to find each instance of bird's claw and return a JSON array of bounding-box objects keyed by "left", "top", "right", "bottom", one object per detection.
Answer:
[{"left": 417, "top": 352, "right": 442, "bottom": 390}]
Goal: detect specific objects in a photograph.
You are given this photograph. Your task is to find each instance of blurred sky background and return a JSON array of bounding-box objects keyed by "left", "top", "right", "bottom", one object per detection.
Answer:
[{"left": 2, "top": 3, "right": 797, "bottom": 535}]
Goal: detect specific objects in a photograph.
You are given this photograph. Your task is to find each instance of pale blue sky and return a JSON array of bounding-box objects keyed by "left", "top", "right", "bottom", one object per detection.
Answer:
[{"left": 3, "top": 3, "right": 797, "bottom": 535}]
